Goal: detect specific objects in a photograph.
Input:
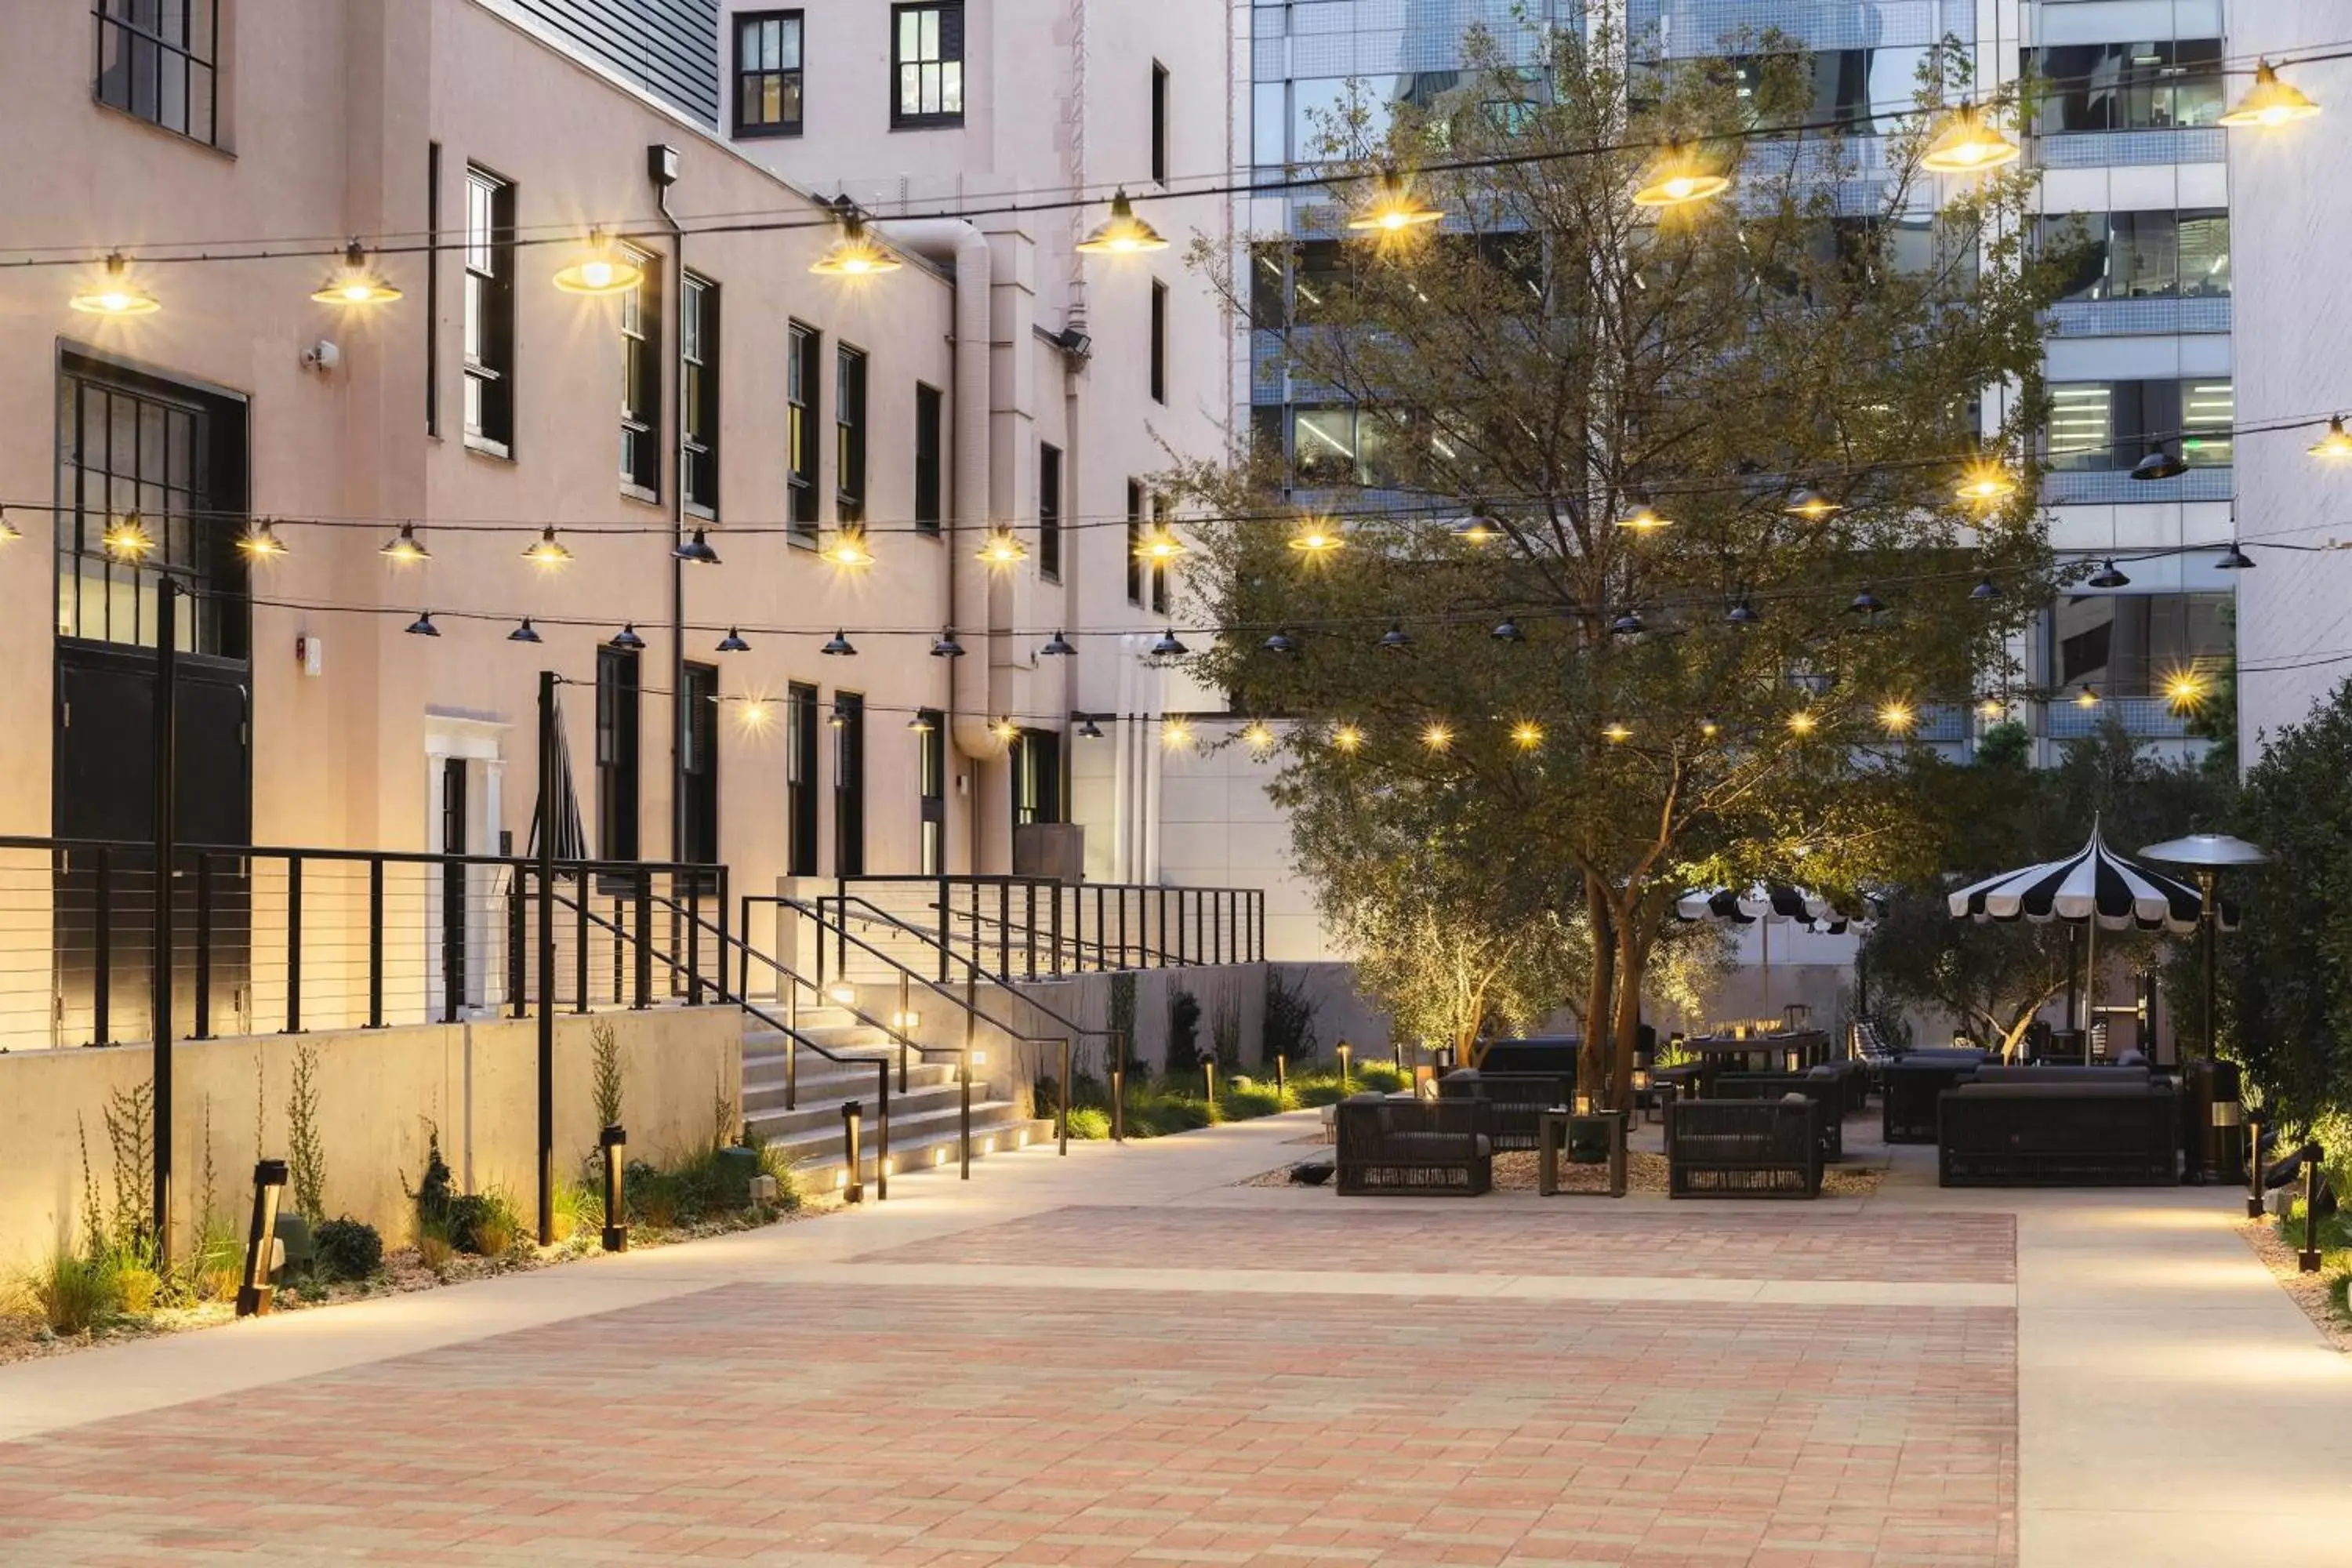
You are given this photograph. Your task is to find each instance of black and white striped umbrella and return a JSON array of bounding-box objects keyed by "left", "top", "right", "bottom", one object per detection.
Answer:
[
  {"left": 1676, "top": 884, "right": 1873, "bottom": 934},
  {"left": 1946, "top": 828, "right": 2233, "bottom": 934}
]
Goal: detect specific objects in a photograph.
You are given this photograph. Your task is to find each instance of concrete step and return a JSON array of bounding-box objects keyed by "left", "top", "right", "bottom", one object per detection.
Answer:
[
  {"left": 742, "top": 1057, "right": 955, "bottom": 1107},
  {"left": 745, "top": 1076, "right": 974, "bottom": 1134},
  {"left": 753, "top": 1099, "right": 1054, "bottom": 1190}
]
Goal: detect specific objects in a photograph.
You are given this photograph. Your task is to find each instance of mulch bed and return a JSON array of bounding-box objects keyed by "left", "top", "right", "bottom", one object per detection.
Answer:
[{"left": 2240, "top": 1217, "right": 2352, "bottom": 1354}]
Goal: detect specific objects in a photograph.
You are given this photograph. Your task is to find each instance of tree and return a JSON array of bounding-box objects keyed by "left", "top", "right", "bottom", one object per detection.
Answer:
[{"left": 1171, "top": 23, "right": 2064, "bottom": 1105}]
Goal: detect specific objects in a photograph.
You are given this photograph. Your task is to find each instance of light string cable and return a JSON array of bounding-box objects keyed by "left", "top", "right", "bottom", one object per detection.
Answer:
[{"left": 6, "top": 41, "right": 2350, "bottom": 271}]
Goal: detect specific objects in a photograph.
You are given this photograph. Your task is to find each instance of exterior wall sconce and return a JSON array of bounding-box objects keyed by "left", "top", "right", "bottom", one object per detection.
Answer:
[{"left": 236, "top": 1159, "right": 289, "bottom": 1318}]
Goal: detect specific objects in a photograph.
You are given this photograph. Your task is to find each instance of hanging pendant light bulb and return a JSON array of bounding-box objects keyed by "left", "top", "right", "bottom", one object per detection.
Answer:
[
  {"left": 1077, "top": 718, "right": 1105, "bottom": 739},
  {"left": 102, "top": 513, "right": 154, "bottom": 561},
  {"left": 1784, "top": 489, "right": 1842, "bottom": 521},
  {"left": 2074, "top": 684, "right": 2100, "bottom": 710},
  {"left": 991, "top": 717, "right": 1021, "bottom": 744},
  {"left": 1878, "top": 701, "right": 1917, "bottom": 735},
  {"left": 1040, "top": 630, "right": 1077, "bottom": 657},
  {"left": 1421, "top": 722, "right": 1454, "bottom": 752},
  {"left": 1698, "top": 715, "right": 1722, "bottom": 739},
  {"left": 521, "top": 526, "right": 572, "bottom": 567},
  {"left": 1787, "top": 710, "right": 1819, "bottom": 736},
  {"left": 508, "top": 618, "right": 543, "bottom": 644},
  {"left": 810, "top": 211, "right": 902, "bottom": 276},
  {"left": 236, "top": 520, "right": 290, "bottom": 560},
  {"left": 1242, "top": 721, "right": 1277, "bottom": 754},
  {"left": 553, "top": 229, "right": 644, "bottom": 296},
  {"left": 1920, "top": 101, "right": 2022, "bottom": 173},
  {"left": 823, "top": 528, "right": 875, "bottom": 568},
  {"left": 2214, "top": 543, "right": 2256, "bottom": 571},
  {"left": 1378, "top": 623, "right": 1413, "bottom": 652},
  {"left": 1133, "top": 524, "right": 1187, "bottom": 563},
  {"left": 907, "top": 712, "right": 937, "bottom": 733},
  {"left": 2130, "top": 445, "right": 2187, "bottom": 481},
  {"left": 311, "top": 240, "right": 402, "bottom": 306},
  {"left": 2220, "top": 60, "right": 2321, "bottom": 129},
  {"left": 1511, "top": 720, "right": 1544, "bottom": 750},
  {"left": 716, "top": 628, "right": 751, "bottom": 653},
  {"left": 70, "top": 252, "right": 160, "bottom": 316},
  {"left": 1345, "top": 165, "right": 1444, "bottom": 233},
  {"left": 1263, "top": 630, "right": 1297, "bottom": 655},
  {"left": 380, "top": 522, "right": 430, "bottom": 563},
  {"left": 1726, "top": 597, "right": 1762, "bottom": 626},
  {"left": 1847, "top": 588, "right": 1885, "bottom": 616},
  {"left": 1616, "top": 500, "right": 1673, "bottom": 532},
  {"left": 1449, "top": 503, "right": 1501, "bottom": 545},
  {"left": 1076, "top": 188, "right": 1169, "bottom": 255},
  {"left": 1331, "top": 724, "right": 1363, "bottom": 753},
  {"left": 673, "top": 528, "right": 722, "bottom": 564},
  {"left": 1955, "top": 459, "right": 2019, "bottom": 506},
  {"left": 1972, "top": 575, "right": 2004, "bottom": 601},
  {"left": 405, "top": 611, "right": 441, "bottom": 637},
  {"left": 821, "top": 629, "right": 857, "bottom": 656},
  {"left": 1492, "top": 617, "right": 1524, "bottom": 643},
  {"left": 977, "top": 528, "right": 1029, "bottom": 567},
  {"left": 0, "top": 510, "right": 20, "bottom": 543},
  {"left": 610, "top": 622, "right": 647, "bottom": 651},
  {"left": 1602, "top": 720, "right": 1634, "bottom": 744},
  {"left": 931, "top": 628, "right": 967, "bottom": 659},
  {"left": 1149, "top": 628, "right": 1189, "bottom": 659},
  {"left": 1631, "top": 145, "right": 1731, "bottom": 208},
  {"left": 1610, "top": 608, "right": 1646, "bottom": 637},
  {"left": 1163, "top": 717, "right": 1196, "bottom": 750},
  {"left": 2087, "top": 558, "right": 2132, "bottom": 589},
  {"left": 2309, "top": 416, "right": 2352, "bottom": 459},
  {"left": 1287, "top": 517, "right": 1344, "bottom": 554}
]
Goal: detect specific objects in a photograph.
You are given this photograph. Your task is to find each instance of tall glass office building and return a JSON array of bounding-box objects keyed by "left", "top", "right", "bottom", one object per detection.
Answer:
[{"left": 1239, "top": 0, "right": 2238, "bottom": 761}]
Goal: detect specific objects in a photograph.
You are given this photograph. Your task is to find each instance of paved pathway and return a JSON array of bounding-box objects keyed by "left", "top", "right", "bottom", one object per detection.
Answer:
[{"left": 0, "top": 1114, "right": 2344, "bottom": 1566}]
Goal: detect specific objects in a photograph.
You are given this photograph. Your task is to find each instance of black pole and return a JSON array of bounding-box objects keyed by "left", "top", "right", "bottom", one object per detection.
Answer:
[
  {"left": 535, "top": 670, "right": 558, "bottom": 1245},
  {"left": 2299, "top": 1144, "right": 2324, "bottom": 1274},
  {"left": 2201, "top": 869, "right": 2218, "bottom": 1060},
  {"left": 151, "top": 579, "right": 178, "bottom": 1265}
]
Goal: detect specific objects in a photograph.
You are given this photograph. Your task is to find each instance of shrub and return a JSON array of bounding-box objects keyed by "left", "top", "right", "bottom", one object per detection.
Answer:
[
  {"left": 590, "top": 1020, "right": 626, "bottom": 1131},
  {"left": 112, "top": 1260, "right": 162, "bottom": 1316},
  {"left": 1265, "top": 970, "right": 1320, "bottom": 1062},
  {"left": 21, "top": 1248, "right": 117, "bottom": 1335},
  {"left": 1166, "top": 990, "right": 1203, "bottom": 1073},
  {"left": 1221, "top": 1080, "right": 1287, "bottom": 1120},
  {"left": 404, "top": 1122, "right": 456, "bottom": 1232},
  {"left": 416, "top": 1224, "right": 455, "bottom": 1275},
  {"left": 630, "top": 1165, "right": 681, "bottom": 1230},
  {"left": 314, "top": 1218, "right": 384, "bottom": 1282},
  {"left": 1065, "top": 1106, "right": 1112, "bottom": 1141},
  {"left": 286, "top": 1043, "right": 328, "bottom": 1226},
  {"left": 444, "top": 1189, "right": 526, "bottom": 1257},
  {"left": 750, "top": 1138, "right": 803, "bottom": 1212}
]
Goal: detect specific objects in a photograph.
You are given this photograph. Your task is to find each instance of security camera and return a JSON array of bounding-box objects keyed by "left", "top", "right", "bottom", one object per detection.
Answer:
[{"left": 301, "top": 339, "right": 341, "bottom": 375}]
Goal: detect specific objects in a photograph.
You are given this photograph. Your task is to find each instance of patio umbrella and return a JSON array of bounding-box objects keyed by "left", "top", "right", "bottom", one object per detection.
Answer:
[
  {"left": 1676, "top": 884, "right": 1874, "bottom": 1011},
  {"left": 527, "top": 693, "right": 589, "bottom": 866},
  {"left": 1947, "top": 824, "right": 2228, "bottom": 1040}
]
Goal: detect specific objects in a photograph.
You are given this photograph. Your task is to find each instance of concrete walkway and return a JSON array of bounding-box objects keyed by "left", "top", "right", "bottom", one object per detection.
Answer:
[{"left": 0, "top": 1113, "right": 2343, "bottom": 1566}]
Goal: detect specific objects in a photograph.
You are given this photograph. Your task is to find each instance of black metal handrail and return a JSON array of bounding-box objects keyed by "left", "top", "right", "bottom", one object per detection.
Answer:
[{"left": 836, "top": 873, "right": 1266, "bottom": 978}]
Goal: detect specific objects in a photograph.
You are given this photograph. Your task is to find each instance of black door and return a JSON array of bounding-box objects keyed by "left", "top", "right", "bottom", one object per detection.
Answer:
[
  {"left": 440, "top": 757, "right": 467, "bottom": 1020},
  {"left": 681, "top": 662, "right": 719, "bottom": 865}
]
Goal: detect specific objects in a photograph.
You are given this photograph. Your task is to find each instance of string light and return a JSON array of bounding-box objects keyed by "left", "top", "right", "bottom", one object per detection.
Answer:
[
  {"left": 1784, "top": 489, "right": 1842, "bottom": 521},
  {"left": 1492, "top": 617, "right": 1524, "bottom": 643},
  {"left": 0, "top": 510, "right": 20, "bottom": 543},
  {"left": 1698, "top": 716, "right": 1721, "bottom": 739},
  {"left": 1378, "top": 623, "right": 1414, "bottom": 652},
  {"left": 102, "top": 513, "right": 154, "bottom": 561},
  {"left": 1076, "top": 718, "right": 1105, "bottom": 739},
  {"left": 1345, "top": 165, "right": 1443, "bottom": 233},
  {"left": 931, "top": 629, "right": 967, "bottom": 658},
  {"left": 2086, "top": 558, "right": 2131, "bottom": 589},
  {"left": 2309, "top": 416, "right": 2352, "bottom": 458},
  {"left": 1040, "top": 630, "right": 1077, "bottom": 656},
  {"left": 1602, "top": 721, "right": 1632, "bottom": 744},
  {"left": 508, "top": 618, "right": 542, "bottom": 643},
  {"left": 1787, "top": 710, "right": 1818, "bottom": 736},
  {"left": 1075, "top": 189, "right": 1169, "bottom": 255},
  {"left": 69, "top": 252, "right": 159, "bottom": 316},
  {"left": 2163, "top": 668, "right": 2209, "bottom": 712},
  {"left": 1726, "top": 597, "right": 1762, "bottom": 626},
  {"left": 1616, "top": 501, "right": 1672, "bottom": 532},
  {"left": 823, "top": 528, "right": 875, "bottom": 568},
  {"left": 1847, "top": 588, "right": 1885, "bottom": 616},
  {"left": 610, "top": 622, "right": 647, "bottom": 651},
  {"left": 1977, "top": 698, "right": 2005, "bottom": 721},
  {"left": 2221, "top": 60, "right": 2321, "bottom": 128},
  {"left": 906, "top": 712, "right": 936, "bottom": 732},
  {"left": 1134, "top": 525, "right": 1186, "bottom": 563},
  {"left": 1610, "top": 609, "right": 1646, "bottom": 636},
  {"left": 1332, "top": 724, "right": 1363, "bottom": 753},
  {"left": 810, "top": 212, "right": 902, "bottom": 276},
  {"left": 1150, "top": 628, "right": 1189, "bottom": 659},
  {"left": 1421, "top": 722, "right": 1454, "bottom": 752},
  {"left": 1878, "top": 701, "right": 1916, "bottom": 734},
  {"left": 1511, "top": 720, "right": 1544, "bottom": 750},
  {"left": 1263, "top": 630, "right": 1297, "bottom": 655},
  {"left": 236, "top": 520, "right": 290, "bottom": 560},
  {"left": 1287, "top": 517, "right": 1344, "bottom": 554},
  {"left": 821, "top": 629, "right": 857, "bottom": 656},
  {"left": 1163, "top": 717, "right": 1195, "bottom": 750},
  {"left": 1449, "top": 505, "right": 1501, "bottom": 545},
  {"left": 673, "top": 528, "right": 722, "bottom": 564},
  {"left": 1242, "top": 721, "right": 1276, "bottom": 753},
  {"left": 2214, "top": 543, "right": 2256, "bottom": 571},
  {"left": 380, "top": 523, "right": 429, "bottom": 563},
  {"left": 1631, "top": 145, "right": 1730, "bottom": 208},
  {"left": 405, "top": 612, "right": 440, "bottom": 637},
  {"left": 992, "top": 717, "right": 1021, "bottom": 743},
  {"left": 311, "top": 240, "right": 401, "bottom": 305},
  {"left": 2074, "top": 684, "right": 2100, "bottom": 710},
  {"left": 1920, "top": 101, "right": 2022, "bottom": 173},
  {"left": 2130, "top": 445, "right": 2187, "bottom": 481},
  {"left": 978, "top": 528, "right": 1029, "bottom": 566},
  {"left": 552, "top": 229, "right": 644, "bottom": 296},
  {"left": 717, "top": 627, "right": 751, "bottom": 653},
  {"left": 1971, "top": 576, "right": 2003, "bottom": 601},
  {"left": 521, "top": 526, "right": 572, "bottom": 567},
  {"left": 1955, "top": 459, "right": 2018, "bottom": 506},
  {"left": 739, "top": 699, "right": 771, "bottom": 731}
]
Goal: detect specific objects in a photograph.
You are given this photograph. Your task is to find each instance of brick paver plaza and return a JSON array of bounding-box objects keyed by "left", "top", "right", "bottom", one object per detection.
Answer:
[{"left": 0, "top": 1113, "right": 2345, "bottom": 1566}]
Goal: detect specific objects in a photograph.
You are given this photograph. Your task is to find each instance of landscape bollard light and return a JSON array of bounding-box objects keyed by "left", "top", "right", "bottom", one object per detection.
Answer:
[
  {"left": 842, "top": 1101, "right": 864, "bottom": 1204},
  {"left": 1336, "top": 1040, "right": 1352, "bottom": 1093},
  {"left": 1059, "top": 1037, "right": 1073, "bottom": 1156},
  {"left": 1204, "top": 1058, "right": 1217, "bottom": 1110},
  {"left": 1110, "top": 1063, "right": 1126, "bottom": 1142},
  {"left": 2209, "top": 1099, "right": 2242, "bottom": 1200},
  {"left": 600, "top": 1124, "right": 628, "bottom": 1252},
  {"left": 1275, "top": 1054, "right": 1287, "bottom": 1097},
  {"left": 2247, "top": 1118, "right": 2266, "bottom": 1220},
  {"left": 2299, "top": 1144, "right": 2323, "bottom": 1274},
  {"left": 236, "top": 1159, "right": 289, "bottom": 1319}
]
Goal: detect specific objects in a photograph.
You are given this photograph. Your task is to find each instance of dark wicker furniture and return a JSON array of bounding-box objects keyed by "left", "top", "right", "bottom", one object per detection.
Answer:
[
  {"left": 1665, "top": 1098, "right": 1822, "bottom": 1199},
  {"left": 1436, "top": 1069, "right": 1573, "bottom": 1152},
  {"left": 1472, "top": 1036, "right": 1581, "bottom": 1078},
  {"left": 1335, "top": 1096, "right": 1494, "bottom": 1196},
  {"left": 1938, "top": 1078, "right": 2179, "bottom": 1186},
  {"left": 1711, "top": 1072, "right": 1846, "bottom": 1162},
  {"left": 1880, "top": 1050, "right": 1988, "bottom": 1143}
]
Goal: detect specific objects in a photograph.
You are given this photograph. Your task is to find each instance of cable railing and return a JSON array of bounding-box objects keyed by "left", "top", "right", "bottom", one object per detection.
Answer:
[
  {"left": 828, "top": 874, "right": 1266, "bottom": 982},
  {"left": 0, "top": 836, "right": 720, "bottom": 1053}
]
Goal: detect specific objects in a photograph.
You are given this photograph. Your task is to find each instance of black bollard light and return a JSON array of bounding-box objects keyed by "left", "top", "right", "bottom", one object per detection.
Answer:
[
  {"left": 1336, "top": 1040, "right": 1352, "bottom": 1094},
  {"left": 600, "top": 1124, "right": 628, "bottom": 1252},
  {"left": 235, "top": 1159, "right": 289, "bottom": 1319},
  {"left": 842, "top": 1101, "right": 864, "bottom": 1203},
  {"left": 1204, "top": 1057, "right": 1218, "bottom": 1112},
  {"left": 1274, "top": 1053, "right": 1287, "bottom": 1097},
  {"left": 2247, "top": 1118, "right": 2266, "bottom": 1220},
  {"left": 2299, "top": 1143, "right": 2323, "bottom": 1274}
]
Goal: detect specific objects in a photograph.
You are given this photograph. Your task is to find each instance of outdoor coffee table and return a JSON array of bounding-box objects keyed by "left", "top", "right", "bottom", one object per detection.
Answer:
[{"left": 1537, "top": 1108, "right": 1628, "bottom": 1198}]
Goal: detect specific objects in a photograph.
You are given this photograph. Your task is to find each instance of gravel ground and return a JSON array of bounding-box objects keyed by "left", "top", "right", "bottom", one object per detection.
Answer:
[{"left": 2240, "top": 1217, "right": 2352, "bottom": 1354}]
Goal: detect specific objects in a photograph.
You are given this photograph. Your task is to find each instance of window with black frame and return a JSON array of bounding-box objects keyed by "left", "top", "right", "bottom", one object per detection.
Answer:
[
  {"left": 1039, "top": 443, "right": 1062, "bottom": 580},
  {"left": 596, "top": 645, "right": 642, "bottom": 862},
  {"left": 463, "top": 166, "right": 516, "bottom": 452},
  {"left": 914, "top": 384, "right": 943, "bottom": 534},
  {"left": 733, "top": 11, "right": 804, "bottom": 137},
  {"left": 95, "top": 0, "right": 220, "bottom": 145},
  {"left": 836, "top": 344, "right": 868, "bottom": 522},
  {"left": 1126, "top": 480, "right": 1145, "bottom": 605},
  {"left": 2052, "top": 593, "right": 2232, "bottom": 699},
  {"left": 682, "top": 276, "right": 719, "bottom": 515},
  {"left": 2046, "top": 379, "right": 2234, "bottom": 471},
  {"left": 2039, "top": 211, "right": 2231, "bottom": 300},
  {"left": 918, "top": 711, "right": 946, "bottom": 875},
  {"left": 619, "top": 246, "right": 660, "bottom": 496},
  {"left": 788, "top": 322, "right": 821, "bottom": 542},
  {"left": 891, "top": 2, "right": 964, "bottom": 128},
  {"left": 786, "top": 683, "right": 819, "bottom": 875},
  {"left": 833, "top": 694, "right": 866, "bottom": 877},
  {"left": 2031, "top": 41, "right": 2225, "bottom": 134}
]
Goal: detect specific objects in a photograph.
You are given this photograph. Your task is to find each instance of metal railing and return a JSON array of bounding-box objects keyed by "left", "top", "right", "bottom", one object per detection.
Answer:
[
  {"left": 0, "top": 835, "right": 718, "bottom": 1052},
  {"left": 827, "top": 874, "right": 1266, "bottom": 984}
]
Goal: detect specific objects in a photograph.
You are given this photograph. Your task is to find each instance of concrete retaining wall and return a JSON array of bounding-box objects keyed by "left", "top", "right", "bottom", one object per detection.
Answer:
[{"left": 0, "top": 1007, "right": 739, "bottom": 1273}]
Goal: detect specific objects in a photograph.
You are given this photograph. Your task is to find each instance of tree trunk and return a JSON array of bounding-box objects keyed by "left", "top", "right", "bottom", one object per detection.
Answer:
[
  {"left": 1610, "top": 912, "right": 1646, "bottom": 1113},
  {"left": 1579, "top": 877, "right": 1614, "bottom": 1105}
]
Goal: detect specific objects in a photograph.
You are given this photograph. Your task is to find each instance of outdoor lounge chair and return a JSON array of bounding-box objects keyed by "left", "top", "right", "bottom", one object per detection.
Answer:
[
  {"left": 1711, "top": 1071, "right": 1846, "bottom": 1161},
  {"left": 1937, "top": 1079, "right": 2179, "bottom": 1186},
  {"left": 1335, "top": 1094, "right": 1494, "bottom": 1195},
  {"left": 1880, "top": 1050, "right": 1987, "bottom": 1143},
  {"left": 1665, "top": 1098, "right": 1822, "bottom": 1199},
  {"left": 1436, "top": 1069, "right": 1573, "bottom": 1152}
]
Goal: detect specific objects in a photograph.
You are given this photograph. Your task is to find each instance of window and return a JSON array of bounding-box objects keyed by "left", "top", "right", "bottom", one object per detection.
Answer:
[
  {"left": 595, "top": 645, "right": 641, "bottom": 861},
  {"left": 681, "top": 662, "right": 719, "bottom": 863},
  {"left": 918, "top": 710, "right": 946, "bottom": 875},
  {"left": 892, "top": 3, "right": 964, "bottom": 129},
  {"left": 94, "top": 0, "right": 219, "bottom": 145},
  {"left": 1152, "top": 62, "right": 1171, "bottom": 183},
  {"left": 463, "top": 167, "right": 516, "bottom": 452},
  {"left": 682, "top": 275, "right": 719, "bottom": 514},
  {"left": 733, "top": 11, "right": 804, "bottom": 137},
  {"left": 787, "top": 323, "right": 821, "bottom": 542},
  {"left": 1150, "top": 280, "right": 1168, "bottom": 404},
  {"left": 2051, "top": 593, "right": 2231, "bottom": 699},
  {"left": 2031, "top": 41, "right": 2225, "bottom": 134},
  {"left": 2046, "top": 379, "right": 2234, "bottom": 471},
  {"left": 1039, "top": 443, "right": 1062, "bottom": 580},
  {"left": 786, "top": 684, "right": 819, "bottom": 876},
  {"left": 836, "top": 345, "right": 868, "bottom": 521},
  {"left": 833, "top": 693, "right": 866, "bottom": 876},
  {"left": 1012, "top": 731, "right": 1062, "bottom": 828},
  {"left": 1126, "top": 480, "right": 1145, "bottom": 605},
  {"left": 1288, "top": 406, "right": 1398, "bottom": 487},
  {"left": 1150, "top": 495, "right": 1170, "bottom": 615},
  {"left": 619, "top": 246, "right": 661, "bottom": 495},
  {"left": 913, "top": 384, "right": 943, "bottom": 533},
  {"left": 1727, "top": 48, "right": 1929, "bottom": 132},
  {"left": 2039, "top": 211, "right": 2231, "bottom": 301}
]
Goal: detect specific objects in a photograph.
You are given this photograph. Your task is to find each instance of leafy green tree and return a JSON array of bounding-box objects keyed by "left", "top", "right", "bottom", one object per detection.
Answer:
[{"left": 1171, "top": 24, "right": 2064, "bottom": 1104}]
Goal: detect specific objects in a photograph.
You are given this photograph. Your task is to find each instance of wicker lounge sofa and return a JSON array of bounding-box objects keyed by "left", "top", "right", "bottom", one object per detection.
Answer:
[
  {"left": 1436, "top": 1069, "right": 1573, "bottom": 1152},
  {"left": 1880, "top": 1050, "right": 1988, "bottom": 1143},
  {"left": 1665, "top": 1098, "right": 1822, "bottom": 1199},
  {"left": 1472, "top": 1036, "right": 1581, "bottom": 1078},
  {"left": 1711, "top": 1070, "right": 1846, "bottom": 1162},
  {"left": 1938, "top": 1074, "right": 2178, "bottom": 1186},
  {"left": 1335, "top": 1095, "right": 1494, "bottom": 1196}
]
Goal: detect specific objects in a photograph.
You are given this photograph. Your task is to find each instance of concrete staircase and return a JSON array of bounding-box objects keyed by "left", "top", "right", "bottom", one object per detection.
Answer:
[{"left": 739, "top": 1000, "right": 1055, "bottom": 1195}]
